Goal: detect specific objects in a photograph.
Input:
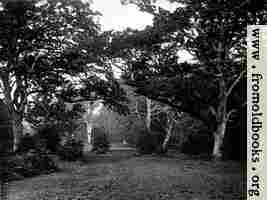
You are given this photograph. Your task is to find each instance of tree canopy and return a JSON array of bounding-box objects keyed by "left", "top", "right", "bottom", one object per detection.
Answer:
[
  {"left": 110, "top": 0, "right": 266, "bottom": 126},
  {"left": 0, "top": 0, "right": 128, "bottom": 150},
  {"left": 0, "top": 0, "right": 128, "bottom": 114},
  {"left": 108, "top": 0, "right": 266, "bottom": 158}
]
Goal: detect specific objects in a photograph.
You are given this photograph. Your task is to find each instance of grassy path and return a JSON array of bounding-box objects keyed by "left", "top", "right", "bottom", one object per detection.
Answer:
[{"left": 8, "top": 151, "right": 245, "bottom": 200}]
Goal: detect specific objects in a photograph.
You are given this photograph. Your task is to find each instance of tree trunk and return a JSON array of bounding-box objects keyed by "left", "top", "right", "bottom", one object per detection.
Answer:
[
  {"left": 162, "top": 120, "right": 174, "bottom": 152},
  {"left": 12, "top": 113, "right": 23, "bottom": 152},
  {"left": 86, "top": 122, "right": 92, "bottom": 144},
  {"left": 212, "top": 38, "right": 228, "bottom": 159},
  {"left": 212, "top": 98, "right": 227, "bottom": 159},
  {"left": 146, "top": 98, "right": 151, "bottom": 132},
  {"left": 83, "top": 102, "right": 95, "bottom": 151},
  {"left": 212, "top": 118, "right": 227, "bottom": 159},
  {"left": 2, "top": 76, "right": 23, "bottom": 152}
]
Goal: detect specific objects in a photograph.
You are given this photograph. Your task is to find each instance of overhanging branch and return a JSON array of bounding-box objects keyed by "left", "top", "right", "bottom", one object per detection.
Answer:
[{"left": 226, "top": 69, "right": 246, "bottom": 97}]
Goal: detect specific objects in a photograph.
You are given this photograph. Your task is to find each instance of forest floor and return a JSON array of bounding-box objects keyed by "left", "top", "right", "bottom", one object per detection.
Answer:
[{"left": 8, "top": 150, "right": 245, "bottom": 200}]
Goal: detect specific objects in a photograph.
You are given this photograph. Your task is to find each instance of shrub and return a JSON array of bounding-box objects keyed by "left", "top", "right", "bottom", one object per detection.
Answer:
[
  {"left": 17, "top": 133, "right": 47, "bottom": 153},
  {"left": 5, "top": 150, "right": 58, "bottom": 181},
  {"left": 92, "top": 127, "right": 110, "bottom": 154},
  {"left": 181, "top": 130, "right": 214, "bottom": 155},
  {"left": 38, "top": 124, "right": 61, "bottom": 153},
  {"left": 57, "top": 137, "right": 83, "bottom": 161},
  {"left": 136, "top": 130, "right": 164, "bottom": 154}
]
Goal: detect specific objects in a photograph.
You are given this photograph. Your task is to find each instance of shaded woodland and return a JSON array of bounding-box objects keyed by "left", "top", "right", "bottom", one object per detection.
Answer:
[{"left": 0, "top": 0, "right": 265, "bottom": 199}]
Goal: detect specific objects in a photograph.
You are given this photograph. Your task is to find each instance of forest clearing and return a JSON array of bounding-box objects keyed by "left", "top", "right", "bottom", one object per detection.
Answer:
[
  {"left": 8, "top": 150, "right": 244, "bottom": 200},
  {"left": 0, "top": 0, "right": 265, "bottom": 199}
]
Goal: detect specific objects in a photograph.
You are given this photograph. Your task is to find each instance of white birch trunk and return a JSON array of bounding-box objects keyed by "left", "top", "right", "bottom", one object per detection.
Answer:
[
  {"left": 212, "top": 96, "right": 227, "bottom": 159},
  {"left": 83, "top": 102, "right": 94, "bottom": 151},
  {"left": 162, "top": 121, "right": 174, "bottom": 152},
  {"left": 12, "top": 113, "right": 23, "bottom": 152},
  {"left": 212, "top": 119, "right": 227, "bottom": 159},
  {"left": 146, "top": 98, "right": 151, "bottom": 132}
]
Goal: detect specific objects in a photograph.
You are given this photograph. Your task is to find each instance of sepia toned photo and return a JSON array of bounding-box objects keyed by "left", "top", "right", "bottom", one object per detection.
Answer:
[{"left": 0, "top": 0, "right": 266, "bottom": 199}]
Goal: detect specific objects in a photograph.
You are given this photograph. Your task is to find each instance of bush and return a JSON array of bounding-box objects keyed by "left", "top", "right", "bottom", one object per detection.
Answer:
[
  {"left": 136, "top": 130, "right": 164, "bottom": 154},
  {"left": 38, "top": 124, "right": 61, "bottom": 153},
  {"left": 181, "top": 130, "right": 214, "bottom": 155},
  {"left": 57, "top": 138, "right": 83, "bottom": 161},
  {"left": 4, "top": 150, "right": 58, "bottom": 181},
  {"left": 92, "top": 127, "right": 110, "bottom": 154},
  {"left": 17, "top": 133, "right": 47, "bottom": 153}
]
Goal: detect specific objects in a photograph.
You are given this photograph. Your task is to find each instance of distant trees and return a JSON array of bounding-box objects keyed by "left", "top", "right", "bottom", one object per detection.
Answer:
[
  {"left": 0, "top": 0, "right": 127, "bottom": 151},
  {"left": 1, "top": 0, "right": 264, "bottom": 158},
  {"left": 123, "top": 83, "right": 181, "bottom": 152},
  {"left": 131, "top": 95, "right": 181, "bottom": 152},
  {"left": 111, "top": 0, "right": 266, "bottom": 158}
]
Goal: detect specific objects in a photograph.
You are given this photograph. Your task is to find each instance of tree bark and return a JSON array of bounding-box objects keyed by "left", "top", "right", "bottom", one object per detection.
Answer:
[
  {"left": 211, "top": 69, "right": 245, "bottom": 159},
  {"left": 1, "top": 74, "right": 23, "bottom": 152},
  {"left": 86, "top": 122, "right": 92, "bottom": 144},
  {"left": 83, "top": 102, "right": 94, "bottom": 152},
  {"left": 211, "top": 68, "right": 245, "bottom": 159},
  {"left": 83, "top": 101, "right": 102, "bottom": 151},
  {"left": 212, "top": 95, "right": 227, "bottom": 159},
  {"left": 212, "top": 118, "right": 227, "bottom": 159},
  {"left": 146, "top": 98, "right": 151, "bottom": 132},
  {"left": 12, "top": 113, "right": 23, "bottom": 152},
  {"left": 162, "top": 120, "right": 174, "bottom": 152}
]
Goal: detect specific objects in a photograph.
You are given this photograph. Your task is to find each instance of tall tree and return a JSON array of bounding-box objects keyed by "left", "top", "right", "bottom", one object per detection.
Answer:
[
  {"left": 112, "top": 0, "right": 266, "bottom": 158},
  {"left": 0, "top": 0, "right": 127, "bottom": 151}
]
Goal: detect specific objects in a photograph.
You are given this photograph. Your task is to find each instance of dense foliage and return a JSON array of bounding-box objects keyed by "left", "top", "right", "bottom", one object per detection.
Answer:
[
  {"left": 0, "top": 0, "right": 128, "bottom": 151},
  {"left": 109, "top": 0, "right": 266, "bottom": 158},
  {"left": 57, "top": 137, "right": 83, "bottom": 161},
  {"left": 37, "top": 125, "right": 62, "bottom": 153},
  {"left": 181, "top": 129, "right": 213, "bottom": 156},
  {"left": 16, "top": 133, "right": 46, "bottom": 153},
  {"left": 0, "top": 0, "right": 259, "bottom": 162},
  {"left": 136, "top": 130, "right": 165, "bottom": 154},
  {"left": 3, "top": 150, "right": 58, "bottom": 181}
]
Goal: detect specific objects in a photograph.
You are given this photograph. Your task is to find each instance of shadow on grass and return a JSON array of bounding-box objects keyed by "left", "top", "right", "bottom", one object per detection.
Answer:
[{"left": 80, "top": 150, "right": 137, "bottom": 164}]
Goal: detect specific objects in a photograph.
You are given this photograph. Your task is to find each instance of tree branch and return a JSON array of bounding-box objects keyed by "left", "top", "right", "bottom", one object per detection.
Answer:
[
  {"left": 226, "top": 69, "right": 246, "bottom": 97},
  {"left": 226, "top": 109, "right": 237, "bottom": 122}
]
